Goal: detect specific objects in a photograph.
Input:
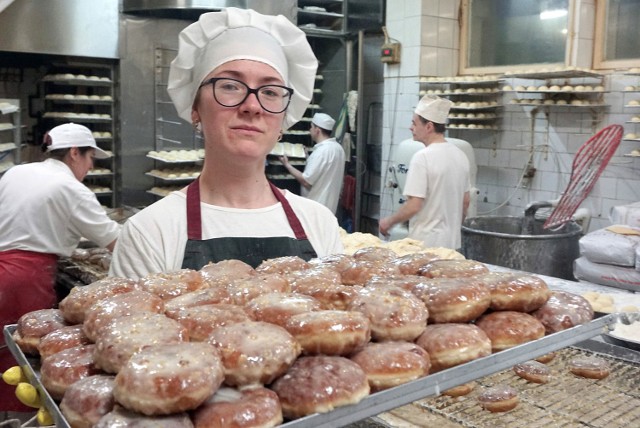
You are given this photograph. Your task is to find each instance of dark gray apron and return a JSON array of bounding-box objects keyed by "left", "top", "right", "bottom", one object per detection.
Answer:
[{"left": 181, "top": 178, "right": 317, "bottom": 269}]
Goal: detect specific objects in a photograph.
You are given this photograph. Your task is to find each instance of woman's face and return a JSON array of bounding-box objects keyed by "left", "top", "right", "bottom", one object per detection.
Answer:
[
  {"left": 193, "top": 60, "right": 286, "bottom": 164},
  {"left": 67, "top": 148, "right": 95, "bottom": 181}
]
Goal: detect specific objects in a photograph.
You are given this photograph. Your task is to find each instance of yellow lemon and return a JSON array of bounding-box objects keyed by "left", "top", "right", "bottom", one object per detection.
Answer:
[
  {"left": 2, "top": 366, "right": 26, "bottom": 386},
  {"left": 15, "top": 382, "right": 41, "bottom": 408},
  {"left": 37, "top": 407, "right": 54, "bottom": 425}
]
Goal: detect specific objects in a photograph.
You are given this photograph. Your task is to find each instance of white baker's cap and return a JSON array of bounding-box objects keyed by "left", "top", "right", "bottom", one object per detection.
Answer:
[
  {"left": 45, "top": 123, "right": 110, "bottom": 159},
  {"left": 311, "top": 112, "right": 335, "bottom": 131},
  {"left": 167, "top": 7, "right": 318, "bottom": 130},
  {"left": 414, "top": 95, "right": 453, "bottom": 124}
]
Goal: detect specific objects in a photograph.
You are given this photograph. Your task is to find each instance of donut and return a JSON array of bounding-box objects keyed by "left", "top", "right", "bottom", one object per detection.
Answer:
[
  {"left": 391, "top": 252, "right": 442, "bottom": 275},
  {"left": 271, "top": 356, "right": 370, "bottom": 420},
  {"left": 415, "top": 323, "right": 492, "bottom": 372},
  {"left": 418, "top": 259, "right": 489, "bottom": 278},
  {"left": 352, "top": 246, "right": 398, "bottom": 262},
  {"left": 410, "top": 277, "right": 491, "bottom": 323},
  {"left": 166, "top": 304, "right": 251, "bottom": 341},
  {"left": 226, "top": 273, "right": 290, "bottom": 306},
  {"left": 60, "top": 374, "right": 115, "bottom": 428},
  {"left": 163, "top": 286, "right": 232, "bottom": 318},
  {"left": 199, "top": 259, "right": 256, "bottom": 288},
  {"left": 59, "top": 276, "right": 139, "bottom": 324},
  {"left": 476, "top": 311, "right": 545, "bottom": 352},
  {"left": 348, "top": 285, "right": 428, "bottom": 342},
  {"left": 138, "top": 269, "right": 205, "bottom": 300},
  {"left": 365, "top": 274, "right": 427, "bottom": 292},
  {"left": 255, "top": 256, "right": 311, "bottom": 275},
  {"left": 244, "top": 292, "right": 322, "bottom": 327},
  {"left": 38, "top": 324, "right": 91, "bottom": 361},
  {"left": 83, "top": 290, "right": 164, "bottom": 341},
  {"left": 94, "top": 312, "right": 188, "bottom": 374},
  {"left": 40, "top": 344, "right": 102, "bottom": 400},
  {"left": 568, "top": 356, "right": 610, "bottom": 379},
  {"left": 474, "top": 272, "right": 551, "bottom": 312},
  {"left": 13, "top": 308, "right": 69, "bottom": 355},
  {"left": 340, "top": 260, "right": 400, "bottom": 286},
  {"left": 513, "top": 360, "right": 551, "bottom": 384},
  {"left": 308, "top": 253, "right": 356, "bottom": 273},
  {"left": 207, "top": 320, "right": 301, "bottom": 386},
  {"left": 192, "top": 387, "right": 283, "bottom": 428},
  {"left": 443, "top": 381, "right": 476, "bottom": 397},
  {"left": 284, "top": 310, "right": 371, "bottom": 356},
  {"left": 290, "top": 274, "right": 360, "bottom": 311},
  {"left": 350, "top": 341, "right": 430, "bottom": 391},
  {"left": 532, "top": 291, "right": 594, "bottom": 334},
  {"left": 114, "top": 342, "right": 224, "bottom": 415},
  {"left": 286, "top": 266, "right": 342, "bottom": 289},
  {"left": 535, "top": 352, "right": 556, "bottom": 364},
  {"left": 477, "top": 385, "right": 519, "bottom": 412},
  {"left": 94, "top": 406, "right": 195, "bottom": 428}
]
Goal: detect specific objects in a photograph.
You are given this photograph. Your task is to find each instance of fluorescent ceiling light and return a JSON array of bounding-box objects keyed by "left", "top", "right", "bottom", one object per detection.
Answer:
[{"left": 540, "top": 9, "right": 568, "bottom": 20}]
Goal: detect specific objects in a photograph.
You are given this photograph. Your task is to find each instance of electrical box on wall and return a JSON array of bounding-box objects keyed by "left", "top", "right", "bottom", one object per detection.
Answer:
[{"left": 381, "top": 42, "right": 401, "bottom": 64}]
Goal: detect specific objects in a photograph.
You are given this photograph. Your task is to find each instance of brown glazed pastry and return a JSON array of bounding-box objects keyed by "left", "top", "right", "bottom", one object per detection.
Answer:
[
  {"left": 416, "top": 323, "right": 491, "bottom": 372},
  {"left": 476, "top": 311, "right": 545, "bottom": 352},
  {"left": 60, "top": 374, "right": 115, "bottom": 428},
  {"left": 532, "top": 291, "right": 594, "bottom": 334},
  {"left": 13, "top": 308, "right": 69, "bottom": 355},
  {"left": 192, "top": 387, "right": 283, "bottom": 428}
]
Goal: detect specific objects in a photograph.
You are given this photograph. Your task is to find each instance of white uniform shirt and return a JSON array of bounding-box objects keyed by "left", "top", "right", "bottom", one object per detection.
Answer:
[
  {"left": 403, "top": 142, "right": 470, "bottom": 249},
  {"left": 109, "top": 190, "right": 344, "bottom": 279},
  {"left": 0, "top": 159, "right": 121, "bottom": 256},
  {"left": 301, "top": 137, "right": 345, "bottom": 213}
]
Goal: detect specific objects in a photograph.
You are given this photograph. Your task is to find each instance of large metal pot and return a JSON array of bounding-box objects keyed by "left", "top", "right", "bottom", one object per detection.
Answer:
[{"left": 461, "top": 215, "right": 582, "bottom": 280}]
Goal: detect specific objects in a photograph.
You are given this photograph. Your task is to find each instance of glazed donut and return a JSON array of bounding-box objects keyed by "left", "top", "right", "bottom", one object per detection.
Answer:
[
  {"left": 532, "top": 291, "right": 594, "bottom": 334},
  {"left": 199, "top": 259, "right": 256, "bottom": 288},
  {"left": 163, "top": 286, "right": 233, "bottom": 318},
  {"left": 477, "top": 385, "right": 519, "bottom": 412},
  {"left": 284, "top": 310, "right": 371, "bottom": 356},
  {"left": 350, "top": 341, "right": 430, "bottom": 391},
  {"left": 94, "top": 406, "right": 195, "bottom": 428},
  {"left": 418, "top": 259, "right": 489, "bottom": 278},
  {"left": 207, "top": 320, "right": 301, "bottom": 386},
  {"left": 60, "top": 374, "right": 115, "bottom": 428},
  {"left": 415, "top": 323, "right": 492, "bottom": 372},
  {"left": 340, "top": 260, "right": 400, "bottom": 286},
  {"left": 255, "top": 256, "right": 311, "bottom": 275},
  {"left": 38, "top": 324, "right": 91, "bottom": 361},
  {"left": 308, "top": 253, "right": 356, "bottom": 274},
  {"left": 40, "top": 344, "right": 102, "bottom": 400},
  {"left": 513, "top": 360, "right": 551, "bottom": 384},
  {"left": 13, "top": 308, "right": 69, "bottom": 355},
  {"left": 443, "top": 381, "right": 476, "bottom": 397},
  {"left": 348, "top": 285, "right": 428, "bottom": 342},
  {"left": 474, "top": 272, "right": 551, "bottom": 312},
  {"left": 245, "top": 292, "right": 322, "bottom": 327},
  {"left": 83, "top": 290, "right": 164, "bottom": 342},
  {"left": 365, "top": 274, "right": 427, "bottom": 292},
  {"left": 286, "top": 266, "right": 342, "bottom": 289},
  {"left": 411, "top": 277, "right": 491, "bottom": 323},
  {"left": 114, "top": 342, "right": 225, "bottom": 415},
  {"left": 192, "top": 387, "right": 283, "bottom": 428},
  {"left": 568, "top": 356, "right": 611, "bottom": 379},
  {"left": 93, "top": 312, "right": 188, "bottom": 374},
  {"left": 391, "top": 252, "right": 442, "bottom": 275},
  {"left": 59, "top": 276, "right": 139, "bottom": 324},
  {"left": 352, "top": 246, "right": 398, "bottom": 262},
  {"left": 271, "top": 356, "right": 370, "bottom": 420},
  {"left": 138, "top": 269, "right": 205, "bottom": 300},
  {"left": 166, "top": 304, "right": 251, "bottom": 341},
  {"left": 476, "top": 311, "right": 545, "bottom": 352},
  {"left": 535, "top": 352, "right": 556, "bottom": 364},
  {"left": 226, "top": 273, "right": 290, "bottom": 306}
]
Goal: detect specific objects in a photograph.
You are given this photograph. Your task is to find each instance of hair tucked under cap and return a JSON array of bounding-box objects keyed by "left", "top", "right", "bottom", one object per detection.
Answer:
[{"left": 167, "top": 7, "right": 318, "bottom": 130}]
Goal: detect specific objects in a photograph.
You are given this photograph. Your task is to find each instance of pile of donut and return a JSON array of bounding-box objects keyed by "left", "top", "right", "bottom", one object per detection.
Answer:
[{"left": 11, "top": 247, "right": 600, "bottom": 427}]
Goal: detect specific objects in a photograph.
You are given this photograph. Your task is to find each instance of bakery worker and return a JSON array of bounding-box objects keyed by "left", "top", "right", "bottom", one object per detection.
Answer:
[
  {"left": 379, "top": 95, "right": 471, "bottom": 249},
  {"left": 109, "top": 8, "right": 343, "bottom": 279},
  {"left": 280, "top": 112, "right": 346, "bottom": 214},
  {"left": 0, "top": 123, "right": 120, "bottom": 413}
]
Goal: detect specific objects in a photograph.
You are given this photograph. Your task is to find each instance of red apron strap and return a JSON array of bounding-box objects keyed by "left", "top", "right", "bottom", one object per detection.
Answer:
[
  {"left": 186, "top": 178, "right": 202, "bottom": 240},
  {"left": 269, "top": 182, "right": 308, "bottom": 240}
]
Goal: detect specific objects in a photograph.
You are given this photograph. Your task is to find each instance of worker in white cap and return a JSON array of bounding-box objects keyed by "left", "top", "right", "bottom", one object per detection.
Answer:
[
  {"left": 280, "top": 112, "right": 345, "bottom": 214},
  {"left": 110, "top": 8, "right": 343, "bottom": 279},
  {"left": 0, "top": 123, "right": 120, "bottom": 412},
  {"left": 380, "top": 95, "right": 471, "bottom": 249}
]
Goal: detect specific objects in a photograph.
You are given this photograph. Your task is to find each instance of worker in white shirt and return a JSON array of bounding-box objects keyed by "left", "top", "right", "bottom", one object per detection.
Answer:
[{"left": 280, "top": 112, "right": 346, "bottom": 214}]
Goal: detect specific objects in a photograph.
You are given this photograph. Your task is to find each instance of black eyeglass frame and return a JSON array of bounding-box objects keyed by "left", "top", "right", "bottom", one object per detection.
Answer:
[{"left": 199, "top": 77, "right": 294, "bottom": 114}]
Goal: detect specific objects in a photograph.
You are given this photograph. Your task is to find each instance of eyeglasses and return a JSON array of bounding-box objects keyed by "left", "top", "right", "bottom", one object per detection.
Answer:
[{"left": 199, "top": 77, "right": 294, "bottom": 114}]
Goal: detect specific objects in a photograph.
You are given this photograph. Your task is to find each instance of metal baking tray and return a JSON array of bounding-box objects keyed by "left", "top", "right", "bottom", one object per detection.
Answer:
[
  {"left": 3, "top": 314, "right": 631, "bottom": 428},
  {"left": 602, "top": 312, "right": 640, "bottom": 352}
]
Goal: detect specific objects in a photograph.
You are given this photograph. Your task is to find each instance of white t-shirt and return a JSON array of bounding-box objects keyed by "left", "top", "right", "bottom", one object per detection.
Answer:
[
  {"left": 0, "top": 159, "right": 120, "bottom": 256},
  {"left": 403, "top": 142, "right": 470, "bottom": 249},
  {"left": 109, "top": 189, "right": 344, "bottom": 279},
  {"left": 301, "top": 137, "right": 345, "bottom": 213}
]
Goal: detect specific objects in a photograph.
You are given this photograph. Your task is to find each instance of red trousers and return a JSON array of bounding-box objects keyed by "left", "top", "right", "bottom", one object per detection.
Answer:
[{"left": 0, "top": 250, "right": 57, "bottom": 411}]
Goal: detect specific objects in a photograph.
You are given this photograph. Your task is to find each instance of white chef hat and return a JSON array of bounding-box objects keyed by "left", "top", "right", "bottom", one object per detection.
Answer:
[
  {"left": 45, "top": 123, "right": 110, "bottom": 159},
  {"left": 167, "top": 7, "right": 318, "bottom": 130},
  {"left": 311, "top": 112, "right": 335, "bottom": 131},
  {"left": 414, "top": 95, "right": 453, "bottom": 124}
]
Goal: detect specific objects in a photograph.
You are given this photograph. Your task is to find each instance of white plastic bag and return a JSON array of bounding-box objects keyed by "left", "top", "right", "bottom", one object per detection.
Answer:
[
  {"left": 579, "top": 226, "right": 640, "bottom": 267},
  {"left": 574, "top": 256, "right": 640, "bottom": 290},
  {"left": 610, "top": 201, "right": 640, "bottom": 227}
]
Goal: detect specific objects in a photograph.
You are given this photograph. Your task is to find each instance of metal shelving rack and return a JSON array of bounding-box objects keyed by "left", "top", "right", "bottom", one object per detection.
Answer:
[{"left": 0, "top": 98, "right": 21, "bottom": 175}]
